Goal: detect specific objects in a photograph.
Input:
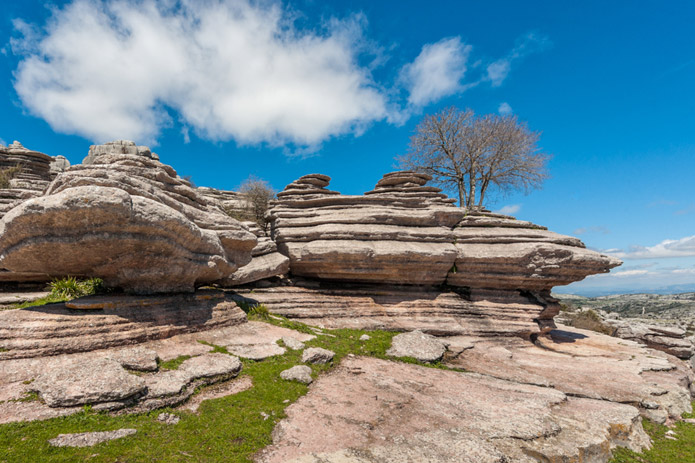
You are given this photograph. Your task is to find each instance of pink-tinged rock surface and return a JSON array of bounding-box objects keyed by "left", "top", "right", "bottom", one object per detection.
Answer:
[
  {"left": 270, "top": 171, "right": 463, "bottom": 285},
  {"left": 233, "top": 284, "right": 553, "bottom": 338},
  {"left": 448, "top": 209, "right": 621, "bottom": 291},
  {"left": 0, "top": 140, "right": 256, "bottom": 293},
  {"left": 444, "top": 325, "right": 694, "bottom": 424},
  {"left": 0, "top": 290, "right": 247, "bottom": 360},
  {"left": 256, "top": 356, "right": 650, "bottom": 463}
]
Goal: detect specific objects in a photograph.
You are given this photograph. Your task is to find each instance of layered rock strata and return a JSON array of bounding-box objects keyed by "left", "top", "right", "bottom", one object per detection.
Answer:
[
  {"left": 448, "top": 209, "right": 621, "bottom": 291},
  {"left": 0, "top": 141, "right": 53, "bottom": 217},
  {"left": 270, "top": 172, "right": 463, "bottom": 285},
  {"left": 606, "top": 317, "right": 695, "bottom": 359},
  {"left": 0, "top": 290, "right": 246, "bottom": 360},
  {"left": 233, "top": 283, "right": 555, "bottom": 337},
  {"left": 0, "top": 140, "right": 257, "bottom": 293}
]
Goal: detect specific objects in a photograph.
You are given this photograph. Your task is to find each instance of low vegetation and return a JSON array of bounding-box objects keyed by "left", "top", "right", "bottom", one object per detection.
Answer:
[
  {"left": 610, "top": 410, "right": 695, "bottom": 462},
  {"left": 561, "top": 308, "right": 616, "bottom": 336},
  {"left": 9, "top": 277, "right": 107, "bottom": 310},
  {"left": 0, "top": 165, "right": 22, "bottom": 189}
]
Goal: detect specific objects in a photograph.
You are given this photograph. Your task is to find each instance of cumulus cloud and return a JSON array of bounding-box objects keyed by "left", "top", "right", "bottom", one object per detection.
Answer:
[
  {"left": 607, "top": 235, "right": 695, "bottom": 259},
  {"left": 498, "top": 102, "right": 512, "bottom": 115},
  {"left": 494, "top": 204, "right": 521, "bottom": 215},
  {"left": 486, "top": 32, "right": 550, "bottom": 87},
  {"left": 11, "top": 0, "right": 389, "bottom": 146},
  {"left": 611, "top": 269, "right": 650, "bottom": 278},
  {"left": 11, "top": 1, "right": 549, "bottom": 149},
  {"left": 400, "top": 37, "right": 472, "bottom": 107}
]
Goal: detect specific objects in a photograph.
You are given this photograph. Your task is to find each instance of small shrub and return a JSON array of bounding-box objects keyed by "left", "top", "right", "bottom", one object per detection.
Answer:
[
  {"left": 48, "top": 277, "right": 106, "bottom": 300},
  {"left": 0, "top": 165, "right": 22, "bottom": 189},
  {"left": 563, "top": 309, "right": 615, "bottom": 336},
  {"left": 248, "top": 304, "right": 271, "bottom": 320}
]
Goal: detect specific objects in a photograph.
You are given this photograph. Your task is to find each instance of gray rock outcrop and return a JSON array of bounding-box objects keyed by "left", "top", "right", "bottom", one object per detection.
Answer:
[
  {"left": 0, "top": 141, "right": 257, "bottom": 293},
  {"left": 49, "top": 429, "right": 137, "bottom": 448},
  {"left": 270, "top": 171, "right": 463, "bottom": 285},
  {"left": 302, "top": 347, "right": 335, "bottom": 364},
  {"left": 280, "top": 365, "right": 313, "bottom": 384},
  {"left": 387, "top": 330, "right": 448, "bottom": 362}
]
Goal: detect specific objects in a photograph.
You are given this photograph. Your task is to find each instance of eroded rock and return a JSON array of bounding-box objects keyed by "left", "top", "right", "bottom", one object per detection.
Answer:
[
  {"left": 280, "top": 365, "right": 313, "bottom": 384},
  {"left": 302, "top": 347, "right": 335, "bottom": 365},
  {"left": 0, "top": 141, "right": 257, "bottom": 293},
  {"left": 49, "top": 429, "right": 137, "bottom": 448},
  {"left": 387, "top": 330, "right": 447, "bottom": 362}
]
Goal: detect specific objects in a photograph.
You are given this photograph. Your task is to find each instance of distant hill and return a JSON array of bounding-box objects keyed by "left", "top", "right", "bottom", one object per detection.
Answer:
[{"left": 555, "top": 292, "right": 695, "bottom": 320}]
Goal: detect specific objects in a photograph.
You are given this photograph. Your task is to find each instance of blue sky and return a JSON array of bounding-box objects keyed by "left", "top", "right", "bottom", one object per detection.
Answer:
[{"left": 2, "top": 0, "right": 694, "bottom": 295}]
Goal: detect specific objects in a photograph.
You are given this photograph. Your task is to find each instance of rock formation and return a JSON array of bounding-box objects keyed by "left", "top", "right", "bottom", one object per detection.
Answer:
[
  {"left": 197, "top": 187, "right": 290, "bottom": 285},
  {"left": 270, "top": 172, "right": 463, "bottom": 285},
  {"left": 236, "top": 171, "right": 619, "bottom": 338},
  {"left": 0, "top": 140, "right": 257, "bottom": 293}
]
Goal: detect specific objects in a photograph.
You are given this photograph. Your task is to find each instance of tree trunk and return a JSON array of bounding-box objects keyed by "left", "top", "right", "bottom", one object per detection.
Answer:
[{"left": 457, "top": 180, "right": 466, "bottom": 208}]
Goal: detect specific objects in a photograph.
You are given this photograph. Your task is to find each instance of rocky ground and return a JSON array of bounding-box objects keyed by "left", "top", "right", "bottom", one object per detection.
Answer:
[{"left": 1, "top": 298, "right": 694, "bottom": 463}]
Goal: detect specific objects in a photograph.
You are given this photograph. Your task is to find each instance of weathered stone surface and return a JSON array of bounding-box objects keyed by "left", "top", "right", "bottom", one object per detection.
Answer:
[
  {"left": 181, "top": 376, "right": 254, "bottom": 413},
  {"left": 282, "top": 336, "right": 305, "bottom": 350},
  {"left": 445, "top": 325, "right": 694, "bottom": 422},
  {"left": 233, "top": 283, "right": 554, "bottom": 338},
  {"left": 447, "top": 209, "right": 621, "bottom": 291},
  {"left": 256, "top": 356, "right": 650, "bottom": 463},
  {"left": 0, "top": 141, "right": 53, "bottom": 217},
  {"left": 106, "top": 346, "right": 158, "bottom": 372},
  {"left": 32, "top": 358, "right": 146, "bottom": 407},
  {"left": 228, "top": 343, "right": 285, "bottom": 360},
  {"left": 157, "top": 413, "right": 180, "bottom": 425},
  {"left": 49, "top": 155, "right": 70, "bottom": 179},
  {"left": 606, "top": 318, "right": 695, "bottom": 359},
  {"left": 386, "top": 330, "right": 447, "bottom": 362},
  {"left": 137, "top": 353, "right": 242, "bottom": 411},
  {"left": 0, "top": 291, "right": 50, "bottom": 307},
  {"left": 270, "top": 171, "right": 463, "bottom": 285},
  {"left": 280, "top": 365, "right": 313, "bottom": 384},
  {"left": 0, "top": 291, "right": 247, "bottom": 360},
  {"left": 0, "top": 141, "right": 256, "bottom": 293},
  {"left": 301, "top": 347, "right": 334, "bottom": 364},
  {"left": 49, "top": 429, "right": 137, "bottom": 448}
]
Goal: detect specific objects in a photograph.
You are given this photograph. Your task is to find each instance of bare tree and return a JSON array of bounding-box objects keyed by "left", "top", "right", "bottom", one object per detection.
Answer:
[
  {"left": 238, "top": 176, "right": 276, "bottom": 231},
  {"left": 398, "top": 107, "right": 550, "bottom": 209}
]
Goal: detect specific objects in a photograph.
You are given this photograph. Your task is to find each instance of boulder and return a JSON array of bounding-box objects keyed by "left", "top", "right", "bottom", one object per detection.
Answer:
[
  {"left": 387, "top": 330, "right": 448, "bottom": 362},
  {"left": 280, "top": 365, "right": 313, "bottom": 384},
  {"left": 302, "top": 347, "right": 335, "bottom": 364},
  {"left": 270, "top": 171, "right": 463, "bottom": 285},
  {"left": 0, "top": 141, "right": 257, "bottom": 293}
]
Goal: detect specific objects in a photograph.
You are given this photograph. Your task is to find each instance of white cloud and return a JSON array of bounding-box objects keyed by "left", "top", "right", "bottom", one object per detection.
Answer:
[
  {"left": 672, "top": 268, "right": 695, "bottom": 274},
  {"left": 497, "top": 102, "right": 512, "bottom": 115},
  {"left": 12, "top": 0, "right": 389, "bottom": 147},
  {"left": 494, "top": 204, "right": 521, "bottom": 215},
  {"left": 486, "top": 32, "right": 550, "bottom": 87},
  {"left": 607, "top": 235, "right": 695, "bottom": 259},
  {"left": 400, "top": 37, "right": 471, "bottom": 107}
]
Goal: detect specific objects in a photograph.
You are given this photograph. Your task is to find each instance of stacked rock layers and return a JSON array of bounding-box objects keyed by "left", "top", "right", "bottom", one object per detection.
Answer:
[
  {"left": 270, "top": 172, "right": 464, "bottom": 285},
  {"left": 0, "top": 141, "right": 256, "bottom": 293}
]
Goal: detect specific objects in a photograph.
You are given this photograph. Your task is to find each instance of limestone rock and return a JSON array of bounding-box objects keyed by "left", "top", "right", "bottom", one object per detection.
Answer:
[
  {"left": 270, "top": 171, "right": 463, "bottom": 285},
  {"left": 447, "top": 209, "right": 621, "bottom": 291},
  {"left": 227, "top": 343, "right": 286, "bottom": 360},
  {"left": 257, "top": 356, "right": 650, "bottom": 463},
  {"left": 197, "top": 188, "right": 290, "bottom": 286},
  {"left": 157, "top": 413, "right": 180, "bottom": 425},
  {"left": 49, "top": 155, "right": 70, "bottom": 179},
  {"left": 302, "top": 347, "right": 335, "bottom": 364},
  {"left": 607, "top": 319, "right": 695, "bottom": 359},
  {"left": 107, "top": 346, "right": 158, "bottom": 372},
  {"left": 32, "top": 358, "right": 146, "bottom": 407},
  {"left": 233, "top": 284, "right": 556, "bottom": 338},
  {"left": 0, "top": 290, "right": 247, "bottom": 360},
  {"left": 49, "top": 429, "right": 137, "bottom": 448},
  {"left": 387, "top": 330, "right": 447, "bottom": 362},
  {"left": 282, "top": 336, "right": 306, "bottom": 350},
  {"left": 0, "top": 141, "right": 53, "bottom": 218},
  {"left": 0, "top": 141, "right": 256, "bottom": 293},
  {"left": 280, "top": 365, "right": 313, "bottom": 384}
]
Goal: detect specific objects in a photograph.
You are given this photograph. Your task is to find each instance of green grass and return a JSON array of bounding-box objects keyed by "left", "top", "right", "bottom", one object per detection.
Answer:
[
  {"left": 157, "top": 355, "right": 192, "bottom": 371},
  {"left": 610, "top": 405, "right": 695, "bottom": 462},
  {"left": 5, "top": 277, "right": 107, "bottom": 310}
]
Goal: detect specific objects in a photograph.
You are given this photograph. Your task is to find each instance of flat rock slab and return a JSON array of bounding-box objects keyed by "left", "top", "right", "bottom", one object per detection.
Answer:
[
  {"left": 33, "top": 358, "right": 146, "bottom": 407},
  {"left": 386, "top": 330, "right": 447, "bottom": 362},
  {"left": 257, "top": 356, "right": 649, "bottom": 463},
  {"left": 282, "top": 336, "right": 306, "bottom": 350},
  {"left": 444, "top": 325, "right": 694, "bottom": 423},
  {"left": 49, "top": 429, "right": 136, "bottom": 448},
  {"left": 280, "top": 366, "right": 313, "bottom": 384},
  {"left": 0, "top": 291, "right": 50, "bottom": 306},
  {"left": 227, "top": 343, "right": 285, "bottom": 360}
]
